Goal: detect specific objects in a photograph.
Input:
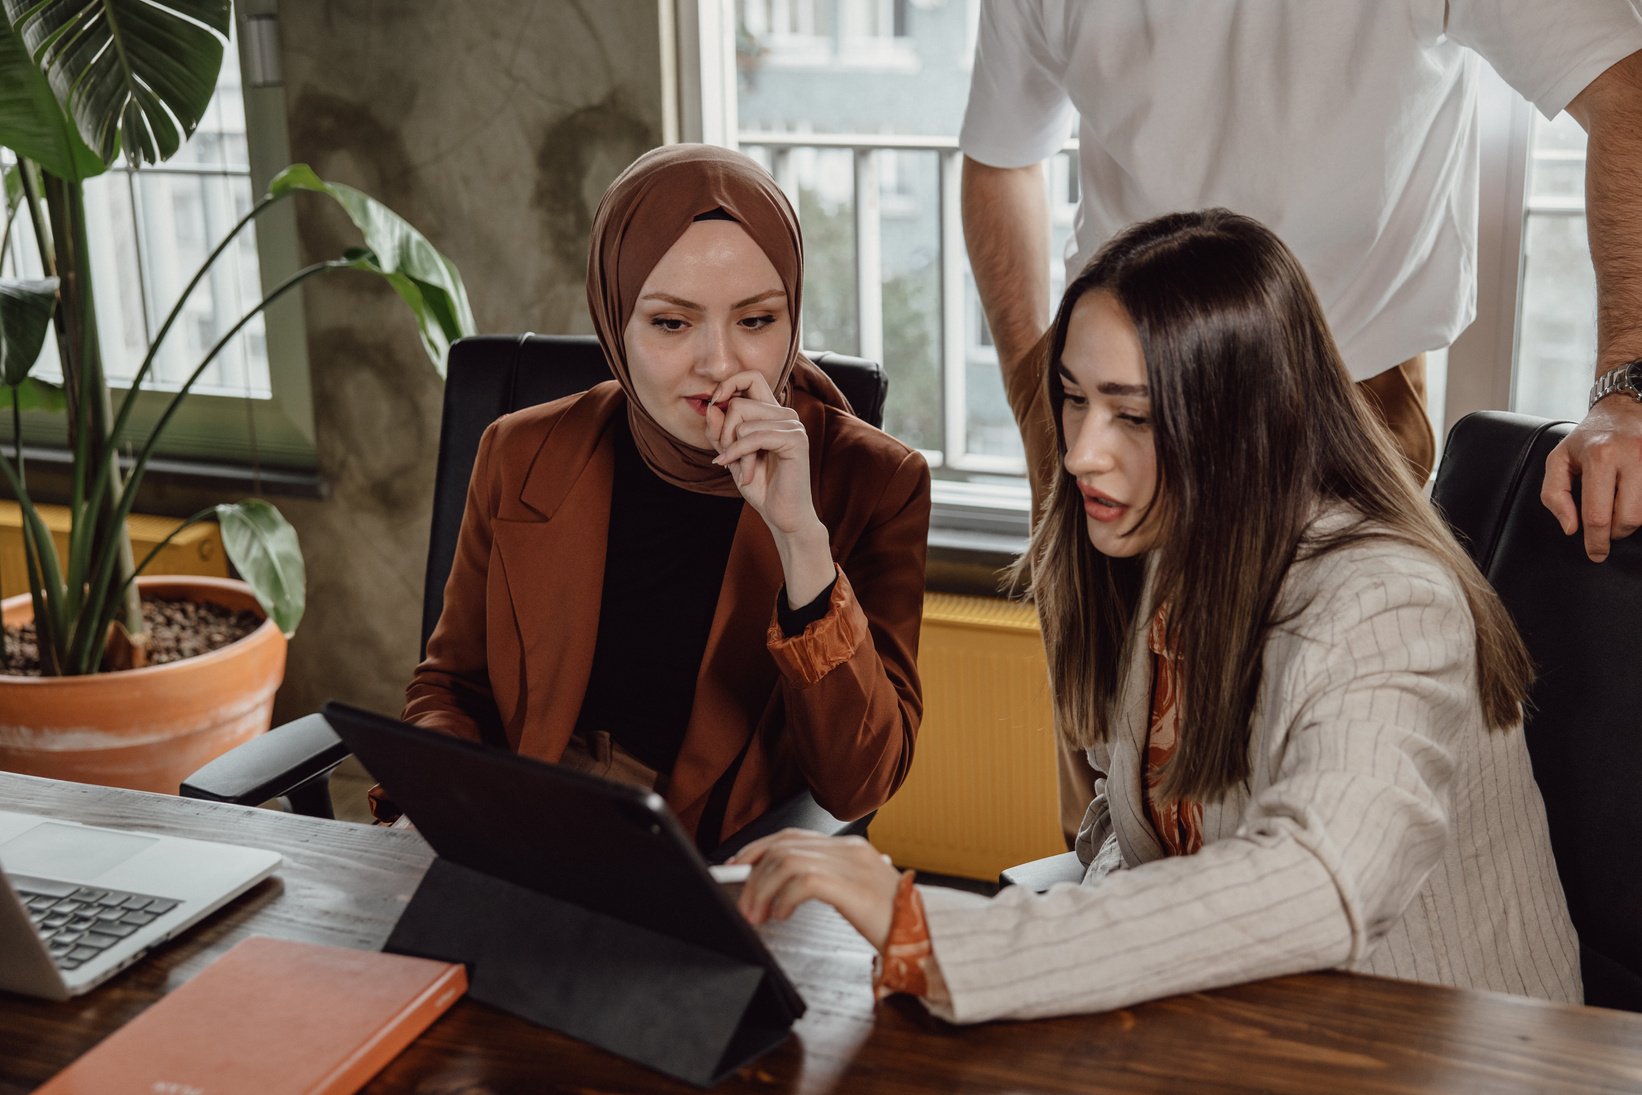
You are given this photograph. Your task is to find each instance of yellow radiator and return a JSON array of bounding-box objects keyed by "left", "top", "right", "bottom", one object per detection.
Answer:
[
  {"left": 0, "top": 501, "right": 228, "bottom": 600},
  {"left": 872, "top": 592, "right": 1066, "bottom": 881}
]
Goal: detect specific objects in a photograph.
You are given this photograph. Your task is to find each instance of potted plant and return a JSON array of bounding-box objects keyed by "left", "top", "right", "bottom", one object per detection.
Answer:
[{"left": 0, "top": 1, "right": 473, "bottom": 792}]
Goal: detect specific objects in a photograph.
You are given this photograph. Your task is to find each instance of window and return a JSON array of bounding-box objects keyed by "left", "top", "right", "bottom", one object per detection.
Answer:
[
  {"left": 1, "top": 16, "right": 314, "bottom": 470},
  {"left": 739, "top": 0, "right": 916, "bottom": 75},
  {"left": 1443, "top": 61, "right": 1600, "bottom": 442},
  {"left": 727, "top": 0, "right": 1060, "bottom": 532},
  {"left": 702, "top": 7, "right": 1591, "bottom": 530},
  {"left": 1514, "top": 111, "right": 1595, "bottom": 421}
]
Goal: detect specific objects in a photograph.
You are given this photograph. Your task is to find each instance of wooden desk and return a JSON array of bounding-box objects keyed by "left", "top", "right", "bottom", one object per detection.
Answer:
[{"left": 3, "top": 772, "right": 1640, "bottom": 1095}]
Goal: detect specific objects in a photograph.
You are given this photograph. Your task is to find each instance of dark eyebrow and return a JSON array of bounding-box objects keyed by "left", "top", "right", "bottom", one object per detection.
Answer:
[
  {"left": 639, "top": 289, "right": 786, "bottom": 310},
  {"left": 640, "top": 292, "right": 701, "bottom": 309},
  {"left": 1056, "top": 362, "right": 1148, "bottom": 398},
  {"left": 733, "top": 289, "right": 786, "bottom": 309}
]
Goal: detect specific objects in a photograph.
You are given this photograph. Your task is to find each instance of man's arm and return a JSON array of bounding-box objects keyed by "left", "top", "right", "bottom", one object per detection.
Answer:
[
  {"left": 961, "top": 156, "right": 1059, "bottom": 502},
  {"left": 961, "top": 156, "right": 1052, "bottom": 380},
  {"left": 1541, "top": 47, "right": 1642, "bottom": 562}
]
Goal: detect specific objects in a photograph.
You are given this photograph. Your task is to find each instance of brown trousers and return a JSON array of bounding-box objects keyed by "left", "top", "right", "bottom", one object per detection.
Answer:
[{"left": 1050, "top": 354, "right": 1437, "bottom": 847}]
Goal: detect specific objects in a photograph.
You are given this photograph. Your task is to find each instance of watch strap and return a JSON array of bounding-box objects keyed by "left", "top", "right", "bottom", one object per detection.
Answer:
[{"left": 1588, "top": 359, "right": 1642, "bottom": 409}]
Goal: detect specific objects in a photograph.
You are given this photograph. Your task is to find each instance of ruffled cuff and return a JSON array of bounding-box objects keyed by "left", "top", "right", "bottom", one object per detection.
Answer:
[
  {"left": 765, "top": 565, "right": 869, "bottom": 686},
  {"left": 872, "top": 870, "right": 935, "bottom": 1001},
  {"left": 366, "top": 783, "right": 402, "bottom": 824}
]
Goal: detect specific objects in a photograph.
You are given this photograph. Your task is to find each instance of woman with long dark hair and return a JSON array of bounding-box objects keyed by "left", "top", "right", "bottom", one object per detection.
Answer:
[{"left": 733, "top": 209, "right": 1578, "bottom": 1019}]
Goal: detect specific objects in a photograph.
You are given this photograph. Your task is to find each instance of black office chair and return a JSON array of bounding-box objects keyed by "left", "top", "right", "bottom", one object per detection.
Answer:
[
  {"left": 998, "top": 410, "right": 1641, "bottom": 1012},
  {"left": 1429, "top": 410, "right": 1642, "bottom": 1012},
  {"left": 182, "top": 334, "right": 890, "bottom": 859}
]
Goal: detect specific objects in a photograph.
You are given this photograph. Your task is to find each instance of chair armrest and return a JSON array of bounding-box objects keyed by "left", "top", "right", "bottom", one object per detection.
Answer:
[
  {"left": 708, "top": 790, "right": 872, "bottom": 863},
  {"left": 179, "top": 713, "right": 350, "bottom": 817},
  {"left": 998, "top": 850, "right": 1085, "bottom": 891}
]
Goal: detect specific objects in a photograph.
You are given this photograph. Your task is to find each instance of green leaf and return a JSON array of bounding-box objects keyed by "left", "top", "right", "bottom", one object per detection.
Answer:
[
  {"left": 215, "top": 499, "right": 305, "bottom": 637},
  {"left": 0, "top": 275, "right": 57, "bottom": 384},
  {"left": 269, "top": 164, "right": 476, "bottom": 374},
  {"left": 0, "top": 13, "right": 105, "bottom": 179},
  {"left": 0, "top": 375, "right": 66, "bottom": 411},
  {"left": 2, "top": 0, "right": 230, "bottom": 168}
]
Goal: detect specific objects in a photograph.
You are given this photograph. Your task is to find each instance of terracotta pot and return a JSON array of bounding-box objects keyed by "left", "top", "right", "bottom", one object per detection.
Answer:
[{"left": 0, "top": 576, "right": 287, "bottom": 794}]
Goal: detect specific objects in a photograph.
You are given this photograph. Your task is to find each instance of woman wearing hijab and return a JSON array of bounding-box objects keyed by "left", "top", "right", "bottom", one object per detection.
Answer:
[{"left": 402, "top": 145, "right": 931, "bottom": 847}]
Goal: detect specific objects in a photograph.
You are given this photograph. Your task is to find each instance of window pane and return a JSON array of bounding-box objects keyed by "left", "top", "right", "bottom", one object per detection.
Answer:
[
  {"left": 83, "top": 173, "right": 148, "bottom": 376},
  {"left": 737, "top": 0, "right": 972, "bottom": 136},
  {"left": 735, "top": 0, "right": 1031, "bottom": 484},
  {"left": 1, "top": 29, "right": 266, "bottom": 401},
  {"left": 1514, "top": 112, "right": 1595, "bottom": 421},
  {"left": 747, "top": 145, "right": 863, "bottom": 357},
  {"left": 131, "top": 171, "right": 268, "bottom": 398},
  {"left": 879, "top": 149, "right": 941, "bottom": 452},
  {"left": 963, "top": 352, "right": 1022, "bottom": 462}
]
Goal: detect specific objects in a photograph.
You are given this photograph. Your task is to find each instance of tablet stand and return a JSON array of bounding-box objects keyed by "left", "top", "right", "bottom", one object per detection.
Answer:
[{"left": 385, "top": 857, "right": 799, "bottom": 1087}]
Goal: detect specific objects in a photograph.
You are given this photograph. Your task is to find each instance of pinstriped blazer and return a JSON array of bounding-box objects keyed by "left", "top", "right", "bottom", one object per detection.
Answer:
[{"left": 918, "top": 514, "right": 1580, "bottom": 1023}]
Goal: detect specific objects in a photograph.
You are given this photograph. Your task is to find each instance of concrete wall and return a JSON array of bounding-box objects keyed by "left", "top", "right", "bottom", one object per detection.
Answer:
[{"left": 269, "top": 0, "right": 665, "bottom": 721}]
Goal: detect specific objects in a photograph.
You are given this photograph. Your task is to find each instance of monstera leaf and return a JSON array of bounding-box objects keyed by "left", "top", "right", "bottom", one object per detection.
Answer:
[
  {"left": 2, "top": 0, "right": 230, "bottom": 167},
  {"left": 0, "top": 14, "right": 104, "bottom": 179},
  {"left": 270, "top": 164, "right": 475, "bottom": 373}
]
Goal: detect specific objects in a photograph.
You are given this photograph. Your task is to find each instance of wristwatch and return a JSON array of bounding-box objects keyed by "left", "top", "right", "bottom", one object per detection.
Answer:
[{"left": 1588, "top": 358, "right": 1642, "bottom": 409}]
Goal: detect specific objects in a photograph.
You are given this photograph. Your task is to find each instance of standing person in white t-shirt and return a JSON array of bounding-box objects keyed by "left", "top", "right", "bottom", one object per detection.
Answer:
[{"left": 959, "top": 0, "right": 1642, "bottom": 847}]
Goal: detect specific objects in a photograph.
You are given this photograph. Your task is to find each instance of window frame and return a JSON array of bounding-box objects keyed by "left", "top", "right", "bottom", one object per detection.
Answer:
[
  {"left": 1441, "top": 60, "right": 1534, "bottom": 443},
  {"left": 0, "top": 7, "right": 316, "bottom": 473}
]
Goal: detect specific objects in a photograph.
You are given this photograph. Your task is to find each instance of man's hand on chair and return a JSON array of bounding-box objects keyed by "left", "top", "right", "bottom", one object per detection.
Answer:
[{"left": 1542, "top": 395, "right": 1642, "bottom": 562}]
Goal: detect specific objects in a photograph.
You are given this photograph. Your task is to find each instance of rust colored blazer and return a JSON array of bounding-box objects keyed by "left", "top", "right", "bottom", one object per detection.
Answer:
[{"left": 403, "top": 381, "right": 931, "bottom": 843}]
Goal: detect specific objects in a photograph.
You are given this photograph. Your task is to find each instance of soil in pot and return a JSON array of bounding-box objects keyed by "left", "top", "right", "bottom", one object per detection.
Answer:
[
  {"left": 0, "top": 575, "right": 286, "bottom": 794},
  {"left": 1, "top": 597, "right": 263, "bottom": 676}
]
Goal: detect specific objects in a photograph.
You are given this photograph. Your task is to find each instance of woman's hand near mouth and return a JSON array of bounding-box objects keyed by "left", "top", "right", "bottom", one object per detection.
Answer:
[{"left": 706, "top": 371, "right": 834, "bottom": 606}]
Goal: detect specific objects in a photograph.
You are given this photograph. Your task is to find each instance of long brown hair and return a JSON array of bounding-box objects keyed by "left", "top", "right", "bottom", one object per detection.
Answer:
[{"left": 1026, "top": 209, "right": 1532, "bottom": 802}]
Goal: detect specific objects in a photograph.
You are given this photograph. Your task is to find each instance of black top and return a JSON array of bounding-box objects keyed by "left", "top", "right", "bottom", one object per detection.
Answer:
[{"left": 573, "top": 418, "right": 834, "bottom": 774}]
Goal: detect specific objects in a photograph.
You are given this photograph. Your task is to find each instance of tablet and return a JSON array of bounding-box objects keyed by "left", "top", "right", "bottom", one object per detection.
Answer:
[{"left": 320, "top": 699, "right": 805, "bottom": 1085}]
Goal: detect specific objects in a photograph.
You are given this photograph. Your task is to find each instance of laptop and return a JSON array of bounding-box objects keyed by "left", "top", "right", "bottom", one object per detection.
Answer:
[
  {"left": 322, "top": 700, "right": 805, "bottom": 1086},
  {"left": 0, "top": 810, "right": 280, "bottom": 1002}
]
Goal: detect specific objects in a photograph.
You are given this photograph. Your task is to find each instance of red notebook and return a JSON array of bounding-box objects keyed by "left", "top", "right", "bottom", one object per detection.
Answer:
[{"left": 39, "top": 936, "right": 467, "bottom": 1095}]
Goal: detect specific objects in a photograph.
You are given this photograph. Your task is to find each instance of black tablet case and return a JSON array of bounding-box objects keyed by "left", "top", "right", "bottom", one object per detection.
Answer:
[{"left": 322, "top": 701, "right": 805, "bottom": 1087}]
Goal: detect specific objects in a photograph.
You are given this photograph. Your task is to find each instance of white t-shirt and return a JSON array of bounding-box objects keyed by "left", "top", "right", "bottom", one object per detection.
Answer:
[{"left": 960, "top": 0, "right": 1642, "bottom": 380}]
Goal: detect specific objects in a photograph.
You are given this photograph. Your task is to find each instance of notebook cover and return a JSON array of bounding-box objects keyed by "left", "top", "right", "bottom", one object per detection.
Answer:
[{"left": 39, "top": 936, "right": 468, "bottom": 1095}]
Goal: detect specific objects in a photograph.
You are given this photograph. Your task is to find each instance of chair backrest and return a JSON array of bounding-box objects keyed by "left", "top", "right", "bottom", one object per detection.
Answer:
[
  {"left": 421, "top": 334, "right": 887, "bottom": 653},
  {"left": 1431, "top": 409, "right": 1642, "bottom": 1011}
]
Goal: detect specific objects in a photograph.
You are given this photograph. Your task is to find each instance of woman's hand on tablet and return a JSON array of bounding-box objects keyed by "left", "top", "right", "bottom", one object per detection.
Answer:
[{"left": 730, "top": 829, "right": 901, "bottom": 951}]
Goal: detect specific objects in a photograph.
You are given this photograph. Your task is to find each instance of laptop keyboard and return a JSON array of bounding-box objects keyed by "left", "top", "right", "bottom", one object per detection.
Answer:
[{"left": 14, "top": 876, "right": 180, "bottom": 971}]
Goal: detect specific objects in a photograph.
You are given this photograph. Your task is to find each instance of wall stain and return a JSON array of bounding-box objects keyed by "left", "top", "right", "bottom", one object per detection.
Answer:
[
  {"left": 308, "top": 326, "right": 438, "bottom": 517},
  {"left": 287, "top": 89, "right": 420, "bottom": 258},
  {"left": 532, "top": 89, "right": 657, "bottom": 273}
]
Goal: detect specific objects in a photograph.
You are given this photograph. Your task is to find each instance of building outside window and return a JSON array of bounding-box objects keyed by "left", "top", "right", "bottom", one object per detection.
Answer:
[{"left": 733, "top": 0, "right": 1061, "bottom": 511}]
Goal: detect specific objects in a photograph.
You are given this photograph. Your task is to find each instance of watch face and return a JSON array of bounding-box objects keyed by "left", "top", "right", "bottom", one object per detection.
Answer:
[{"left": 1626, "top": 361, "right": 1642, "bottom": 392}]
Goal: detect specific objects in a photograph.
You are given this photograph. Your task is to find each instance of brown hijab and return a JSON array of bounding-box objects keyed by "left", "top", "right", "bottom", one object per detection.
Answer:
[{"left": 587, "top": 143, "right": 851, "bottom": 497}]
